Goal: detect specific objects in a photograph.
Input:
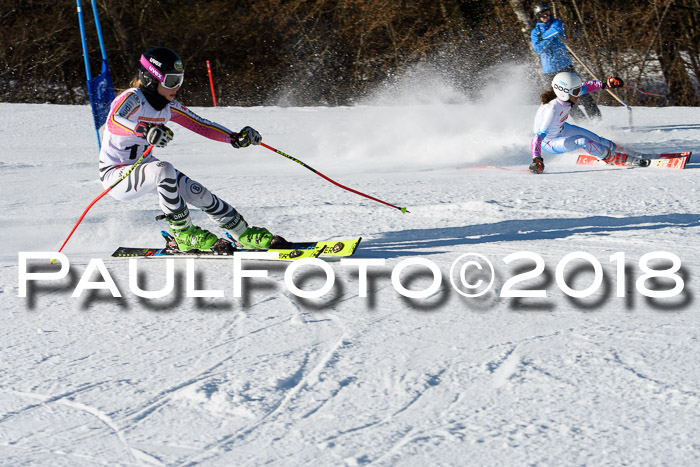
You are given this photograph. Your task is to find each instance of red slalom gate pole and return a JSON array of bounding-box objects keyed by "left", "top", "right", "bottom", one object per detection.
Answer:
[
  {"left": 260, "top": 142, "right": 409, "bottom": 213},
  {"left": 206, "top": 60, "right": 217, "bottom": 107},
  {"left": 54, "top": 145, "right": 154, "bottom": 258}
]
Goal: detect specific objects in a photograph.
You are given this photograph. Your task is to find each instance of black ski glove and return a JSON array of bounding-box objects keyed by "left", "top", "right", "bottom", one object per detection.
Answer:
[
  {"left": 135, "top": 122, "right": 174, "bottom": 148},
  {"left": 529, "top": 156, "right": 545, "bottom": 174},
  {"left": 231, "top": 126, "right": 262, "bottom": 148},
  {"left": 604, "top": 76, "right": 624, "bottom": 89}
]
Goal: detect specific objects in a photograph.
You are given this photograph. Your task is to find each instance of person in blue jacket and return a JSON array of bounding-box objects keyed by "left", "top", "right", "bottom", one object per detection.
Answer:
[{"left": 530, "top": 2, "right": 601, "bottom": 120}]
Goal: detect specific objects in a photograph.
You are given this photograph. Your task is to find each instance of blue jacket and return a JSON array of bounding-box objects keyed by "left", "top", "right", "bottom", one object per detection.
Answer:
[{"left": 530, "top": 18, "right": 572, "bottom": 73}]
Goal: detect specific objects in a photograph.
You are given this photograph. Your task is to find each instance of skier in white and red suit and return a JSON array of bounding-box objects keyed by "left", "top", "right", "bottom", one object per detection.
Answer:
[{"left": 99, "top": 46, "right": 284, "bottom": 251}]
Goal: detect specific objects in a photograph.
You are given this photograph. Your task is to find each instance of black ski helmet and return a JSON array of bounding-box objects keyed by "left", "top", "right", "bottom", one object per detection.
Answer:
[
  {"left": 534, "top": 2, "right": 551, "bottom": 16},
  {"left": 138, "top": 46, "right": 184, "bottom": 90}
]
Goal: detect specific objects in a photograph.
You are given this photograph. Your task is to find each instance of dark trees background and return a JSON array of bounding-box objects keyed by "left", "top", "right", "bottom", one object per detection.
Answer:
[{"left": 1, "top": 0, "right": 698, "bottom": 107}]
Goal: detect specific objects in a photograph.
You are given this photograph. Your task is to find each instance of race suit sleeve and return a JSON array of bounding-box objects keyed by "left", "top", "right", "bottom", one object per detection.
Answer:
[
  {"left": 106, "top": 90, "right": 142, "bottom": 136},
  {"left": 531, "top": 103, "right": 557, "bottom": 158},
  {"left": 580, "top": 80, "right": 604, "bottom": 96},
  {"left": 169, "top": 101, "right": 234, "bottom": 143},
  {"left": 531, "top": 133, "right": 545, "bottom": 159}
]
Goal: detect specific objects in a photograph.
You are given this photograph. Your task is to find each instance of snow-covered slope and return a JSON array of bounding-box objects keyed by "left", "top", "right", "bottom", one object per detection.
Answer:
[{"left": 1, "top": 101, "right": 699, "bottom": 465}]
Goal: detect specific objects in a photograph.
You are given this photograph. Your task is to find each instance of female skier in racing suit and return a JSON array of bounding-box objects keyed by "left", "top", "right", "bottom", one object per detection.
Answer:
[
  {"left": 529, "top": 71, "right": 646, "bottom": 174},
  {"left": 99, "top": 46, "right": 280, "bottom": 251}
]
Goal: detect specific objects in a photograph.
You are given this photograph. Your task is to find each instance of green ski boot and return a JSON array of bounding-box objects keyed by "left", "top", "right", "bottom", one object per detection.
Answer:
[
  {"left": 237, "top": 226, "right": 275, "bottom": 250},
  {"left": 221, "top": 216, "right": 285, "bottom": 250},
  {"left": 165, "top": 208, "right": 218, "bottom": 251}
]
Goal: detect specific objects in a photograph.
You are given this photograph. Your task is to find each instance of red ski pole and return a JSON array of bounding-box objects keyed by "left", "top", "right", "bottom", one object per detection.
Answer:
[
  {"left": 54, "top": 145, "right": 154, "bottom": 258},
  {"left": 260, "top": 142, "right": 409, "bottom": 213},
  {"left": 206, "top": 60, "right": 217, "bottom": 107},
  {"left": 624, "top": 84, "right": 665, "bottom": 97}
]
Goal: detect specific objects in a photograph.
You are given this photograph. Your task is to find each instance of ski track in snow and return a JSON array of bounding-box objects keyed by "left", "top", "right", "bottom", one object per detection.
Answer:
[{"left": 1, "top": 103, "right": 699, "bottom": 465}]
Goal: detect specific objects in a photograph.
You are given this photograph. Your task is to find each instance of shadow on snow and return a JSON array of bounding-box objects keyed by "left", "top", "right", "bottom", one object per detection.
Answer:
[{"left": 360, "top": 213, "right": 700, "bottom": 258}]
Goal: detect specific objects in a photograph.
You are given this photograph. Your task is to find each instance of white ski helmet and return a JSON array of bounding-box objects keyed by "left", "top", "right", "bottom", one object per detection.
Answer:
[{"left": 551, "top": 72, "right": 583, "bottom": 101}]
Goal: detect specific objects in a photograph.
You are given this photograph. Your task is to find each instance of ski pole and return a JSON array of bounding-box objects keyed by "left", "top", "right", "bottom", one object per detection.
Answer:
[
  {"left": 624, "top": 85, "right": 665, "bottom": 97},
  {"left": 562, "top": 41, "right": 633, "bottom": 128},
  {"left": 206, "top": 60, "right": 217, "bottom": 106},
  {"left": 54, "top": 145, "right": 154, "bottom": 258},
  {"left": 260, "top": 142, "right": 409, "bottom": 213}
]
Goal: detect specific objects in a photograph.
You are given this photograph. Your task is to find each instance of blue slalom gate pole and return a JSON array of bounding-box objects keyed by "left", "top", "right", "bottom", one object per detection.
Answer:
[
  {"left": 91, "top": 0, "right": 108, "bottom": 60},
  {"left": 76, "top": 0, "right": 115, "bottom": 151},
  {"left": 76, "top": 1, "right": 91, "bottom": 81},
  {"left": 76, "top": 0, "right": 101, "bottom": 149}
]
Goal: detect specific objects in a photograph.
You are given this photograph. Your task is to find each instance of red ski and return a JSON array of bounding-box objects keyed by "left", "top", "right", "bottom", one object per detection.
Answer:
[{"left": 576, "top": 152, "right": 691, "bottom": 170}]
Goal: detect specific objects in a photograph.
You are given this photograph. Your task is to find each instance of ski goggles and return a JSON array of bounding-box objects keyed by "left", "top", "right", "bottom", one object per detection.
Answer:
[
  {"left": 160, "top": 72, "right": 184, "bottom": 89},
  {"left": 570, "top": 85, "right": 583, "bottom": 97},
  {"left": 140, "top": 55, "right": 185, "bottom": 89},
  {"left": 161, "top": 73, "right": 184, "bottom": 89}
]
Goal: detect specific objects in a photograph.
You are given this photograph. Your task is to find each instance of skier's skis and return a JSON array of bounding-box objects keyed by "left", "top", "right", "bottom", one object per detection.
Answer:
[
  {"left": 111, "top": 244, "right": 321, "bottom": 261},
  {"left": 276, "top": 238, "right": 362, "bottom": 257},
  {"left": 225, "top": 232, "right": 361, "bottom": 258},
  {"left": 577, "top": 151, "right": 691, "bottom": 169},
  {"left": 464, "top": 166, "right": 530, "bottom": 172},
  {"left": 647, "top": 152, "right": 692, "bottom": 169},
  {"left": 112, "top": 233, "right": 362, "bottom": 260}
]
